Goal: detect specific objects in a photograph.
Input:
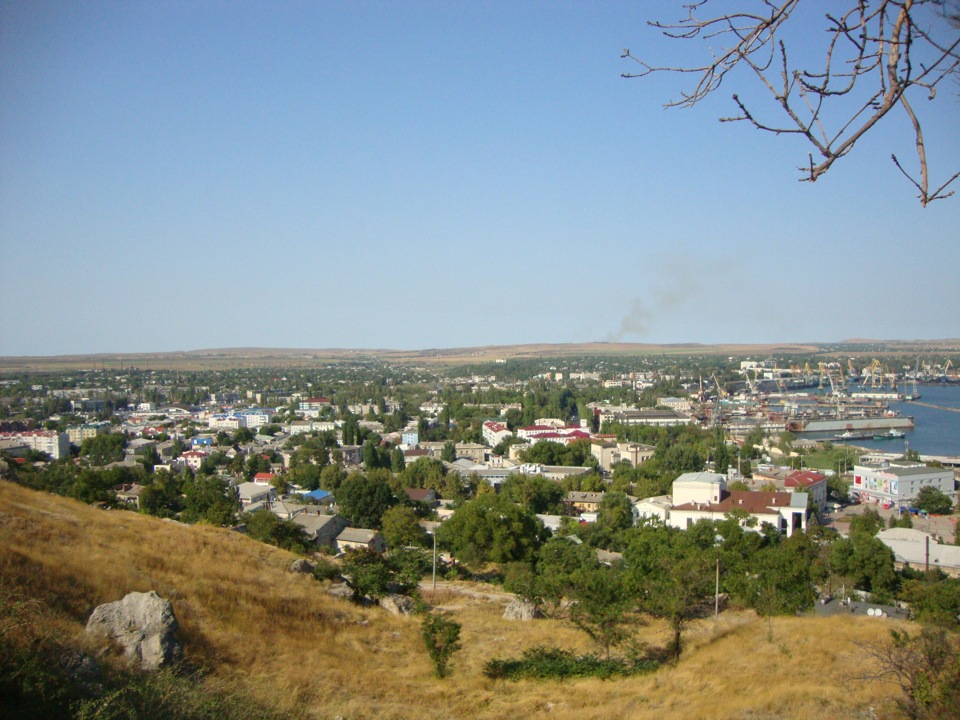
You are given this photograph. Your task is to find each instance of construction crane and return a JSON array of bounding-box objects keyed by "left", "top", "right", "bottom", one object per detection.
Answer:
[{"left": 862, "top": 359, "right": 884, "bottom": 388}]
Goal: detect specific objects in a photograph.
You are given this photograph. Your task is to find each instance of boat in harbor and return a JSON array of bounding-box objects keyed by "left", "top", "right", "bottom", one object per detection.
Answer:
[
  {"left": 835, "top": 431, "right": 874, "bottom": 441},
  {"left": 872, "top": 429, "right": 907, "bottom": 440}
]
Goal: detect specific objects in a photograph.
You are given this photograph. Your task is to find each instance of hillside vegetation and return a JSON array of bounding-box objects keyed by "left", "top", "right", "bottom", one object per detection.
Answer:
[{"left": 0, "top": 480, "right": 915, "bottom": 719}]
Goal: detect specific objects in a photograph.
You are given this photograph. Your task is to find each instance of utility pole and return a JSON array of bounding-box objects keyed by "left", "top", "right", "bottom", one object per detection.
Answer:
[{"left": 715, "top": 557, "right": 720, "bottom": 621}]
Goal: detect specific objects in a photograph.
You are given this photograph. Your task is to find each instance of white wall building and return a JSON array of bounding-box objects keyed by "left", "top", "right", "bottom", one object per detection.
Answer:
[
  {"left": 482, "top": 421, "right": 513, "bottom": 448},
  {"left": 852, "top": 461, "right": 956, "bottom": 508},
  {"left": 0, "top": 430, "right": 71, "bottom": 460}
]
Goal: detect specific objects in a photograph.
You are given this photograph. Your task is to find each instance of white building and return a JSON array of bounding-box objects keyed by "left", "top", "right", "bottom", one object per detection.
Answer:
[
  {"left": 667, "top": 472, "right": 808, "bottom": 537},
  {"left": 851, "top": 461, "right": 956, "bottom": 508},
  {"left": 0, "top": 430, "right": 71, "bottom": 460},
  {"left": 657, "top": 397, "right": 694, "bottom": 414},
  {"left": 482, "top": 421, "right": 513, "bottom": 448}
]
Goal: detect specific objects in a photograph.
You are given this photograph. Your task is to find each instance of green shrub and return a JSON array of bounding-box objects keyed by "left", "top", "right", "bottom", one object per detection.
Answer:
[
  {"left": 421, "top": 614, "right": 462, "bottom": 679},
  {"left": 483, "top": 645, "right": 659, "bottom": 681}
]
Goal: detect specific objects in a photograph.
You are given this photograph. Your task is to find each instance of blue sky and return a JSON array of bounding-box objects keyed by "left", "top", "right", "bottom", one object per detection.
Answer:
[{"left": 2, "top": 1, "right": 958, "bottom": 356}]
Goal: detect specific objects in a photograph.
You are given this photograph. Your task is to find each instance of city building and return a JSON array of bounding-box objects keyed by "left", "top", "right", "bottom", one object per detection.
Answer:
[
  {"left": 851, "top": 461, "right": 956, "bottom": 508},
  {"left": 0, "top": 430, "right": 70, "bottom": 460}
]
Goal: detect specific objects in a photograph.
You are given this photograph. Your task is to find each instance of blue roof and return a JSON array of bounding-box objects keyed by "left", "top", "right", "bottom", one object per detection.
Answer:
[{"left": 303, "top": 489, "right": 331, "bottom": 500}]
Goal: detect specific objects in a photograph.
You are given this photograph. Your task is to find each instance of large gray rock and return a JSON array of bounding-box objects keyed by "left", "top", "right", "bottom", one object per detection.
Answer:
[
  {"left": 289, "top": 558, "right": 316, "bottom": 574},
  {"left": 380, "top": 594, "right": 415, "bottom": 616},
  {"left": 86, "top": 591, "right": 182, "bottom": 671},
  {"left": 503, "top": 598, "right": 542, "bottom": 621}
]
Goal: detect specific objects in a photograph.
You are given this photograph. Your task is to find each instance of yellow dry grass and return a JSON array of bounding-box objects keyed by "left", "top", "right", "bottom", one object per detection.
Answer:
[{"left": 0, "top": 480, "right": 911, "bottom": 719}]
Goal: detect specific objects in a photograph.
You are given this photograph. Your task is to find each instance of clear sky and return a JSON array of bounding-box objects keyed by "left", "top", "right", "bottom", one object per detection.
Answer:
[{"left": 2, "top": 1, "right": 958, "bottom": 356}]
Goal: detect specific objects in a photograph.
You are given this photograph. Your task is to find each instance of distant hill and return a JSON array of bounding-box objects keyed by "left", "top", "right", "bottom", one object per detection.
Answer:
[
  {"left": 9, "top": 339, "right": 959, "bottom": 372},
  {"left": 0, "top": 480, "right": 909, "bottom": 719}
]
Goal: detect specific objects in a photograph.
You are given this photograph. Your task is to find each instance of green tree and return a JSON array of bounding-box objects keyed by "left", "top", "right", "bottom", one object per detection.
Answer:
[
  {"left": 899, "top": 577, "right": 960, "bottom": 628},
  {"left": 334, "top": 472, "right": 399, "bottom": 529},
  {"left": 181, "top": 475, "right": 239, "bottom": 526},
  {"left": 79, "top": 434, "right": 127, "bottom": 466},
  {"left": 438, "top": 493, "right": 545, "bottom": 567},
  {"left": 569, "top": 565, "right": 636, "bottom": 660},
  {"left": 441, "top": 441, "right": 457, "bottom": 463},
  {"left": 500, "top": 474, "right": 564, "bottom": 515},
  {"left": 830, "top": 533, "right": 898, "bottom": 600},
  {"left": 421, "top": 614, "right": 462, "bottom": 679},
  {"left": 913, "top": 487, "right": 954, "bottom": 516},
  {"left": 625, "top": 526, "right": 713, "bottom": 662},
  {"left": 242, "top": 510, "right": 311, "bottom": 554},
  {"left": 858, "top": 629, "right": 960, "bottom": 720},
  {"left": 340, "top": 547, "right": 394, "bottom": 602},
  {"left": 380, "top": 505, "right": 428, "bottom": 549},
  {"left": 597, "top": 491, "right": 635, "bottom": 533},
  {"left": 319, "top": 463, "right": 347, "bottom": 491},
  {"left": 138, "top": 470, "right": 183, "bottom": 518},
  {"left": 749, "top": 540, "right": 817, "bottom": 639},
  {"left": 534, "top": 537, "right": 599, "bottom": 617},
  {"left": 849, "top": 508, "right": 885, "bottom": 537}
]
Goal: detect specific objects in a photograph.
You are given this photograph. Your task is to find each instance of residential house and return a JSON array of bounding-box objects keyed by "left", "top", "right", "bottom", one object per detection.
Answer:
[
  {"left": 454, "top": 443, "right": 486, "bottom": 463},
  {"left": 180, "top": 450, "right": 207, "bottom": 472},
  {"left": 116, "top": 484, "right": 143, "bottom": 509},
  {"left": 404, "top": 488, "right": 438, "bottom": 507},
  {"left": 292, "top": 510, "right": 348, "bottom": 548},
  {"left": 335, "top": 527, "right": 387, "bottom": 554},
  {"left": 563, "top": 491, "right": 605, "bottom": 516},
  {"left": 237, "top": 482, "right": 277, "bottom": 507},
  {"left": 633, "top": 495, "right": 673, "bottom": 524}
]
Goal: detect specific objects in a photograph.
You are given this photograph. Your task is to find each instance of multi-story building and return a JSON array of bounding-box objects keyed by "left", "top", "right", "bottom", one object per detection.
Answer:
[
  {"left": 851, "top": 461, "right": 956, "bottom": 508},
  {"left": 66, "top": 422, "right": 111, "bottom": 446},
  {"left": 784, "top": 470, "right": 828, "bottom": 513},
  {"left": 0, "top": 430, "right": 71, "bottom": 460},
  {"left": 482, "top": 421, "right": 513, "bottom": 448},
  {"left": 591, "top": 440, "right": 656, "bottom": 471},
  {"left": 668, "top": 471, "right": 808, "bottom": 537}
]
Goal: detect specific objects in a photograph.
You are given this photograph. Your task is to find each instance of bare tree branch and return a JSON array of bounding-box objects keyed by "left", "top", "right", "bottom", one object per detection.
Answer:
[{"left": 624, "top": 0, "right": 960, "bottom": 205}]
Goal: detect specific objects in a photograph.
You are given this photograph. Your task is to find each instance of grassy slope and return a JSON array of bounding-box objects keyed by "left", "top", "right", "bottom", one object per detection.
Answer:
[{"left": 0, "top": 480, "right": 908, "bottom": 719}]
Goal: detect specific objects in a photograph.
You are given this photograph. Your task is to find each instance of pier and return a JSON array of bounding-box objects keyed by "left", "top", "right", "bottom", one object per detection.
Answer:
[{"left": 905, "top": 400, "right": 960, "bottom": 414}]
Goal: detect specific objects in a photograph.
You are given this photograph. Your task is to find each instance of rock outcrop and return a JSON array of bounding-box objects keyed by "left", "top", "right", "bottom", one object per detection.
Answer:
[
  {"left": 289, "top": 558, "right": 316, "bottom": 574},
  {"left": 380, "top": 594, "right": 415, "bottom": 615},
  {"left": 503, "top": 598, "right": 541, "bottom": 621},
  {"left": 86, "top": 590, "right": 182, "bottom": 671}
]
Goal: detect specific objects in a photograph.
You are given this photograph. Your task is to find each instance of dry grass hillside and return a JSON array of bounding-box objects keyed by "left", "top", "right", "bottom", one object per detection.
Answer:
[{"left": 0, "top": 480, "right": 914, "bottom": 719}]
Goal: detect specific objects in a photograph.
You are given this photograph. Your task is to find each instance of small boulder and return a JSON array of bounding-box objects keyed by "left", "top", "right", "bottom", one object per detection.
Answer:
[
  {"left": 380, "top": 594, "right": 415, "bottom": 616},
  {"left": 503, "top": 598, "right": 542, "bottom": 621},
  {"left": 289, "top": 558, "right": 316, "bottom": 574},
  {"left": 86, "top": 591, "right": 182, "bottom": 671},
  {"left": 326, "top": 582, "right": 354, "bottom": 599}
]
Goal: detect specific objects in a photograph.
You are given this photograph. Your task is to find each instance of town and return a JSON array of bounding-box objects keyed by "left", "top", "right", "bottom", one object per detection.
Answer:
[{"left": 2, "top": 346, "right": 959, "bottom": 718}]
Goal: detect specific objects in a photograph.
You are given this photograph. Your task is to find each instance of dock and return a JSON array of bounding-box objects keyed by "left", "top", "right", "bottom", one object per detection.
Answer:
[{"left": 906, "top": 400, "right": 960, "bottom": 414}]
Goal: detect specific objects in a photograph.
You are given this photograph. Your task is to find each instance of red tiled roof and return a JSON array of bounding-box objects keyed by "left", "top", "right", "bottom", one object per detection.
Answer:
[{"left": 672, "top": 490, "right": 795, "bottom": 516}]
